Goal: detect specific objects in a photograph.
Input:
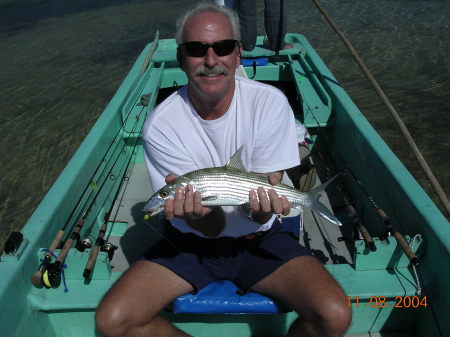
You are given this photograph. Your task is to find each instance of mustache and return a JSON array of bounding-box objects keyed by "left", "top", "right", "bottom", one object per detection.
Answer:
[{"left": 194, "top": 65, "right": 229, "bottom": 76}]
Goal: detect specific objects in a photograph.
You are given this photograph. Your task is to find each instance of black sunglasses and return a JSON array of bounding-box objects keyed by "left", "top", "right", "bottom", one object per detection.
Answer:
[{"left": 180, "top": 39, "right": 239, "bottom": 57}]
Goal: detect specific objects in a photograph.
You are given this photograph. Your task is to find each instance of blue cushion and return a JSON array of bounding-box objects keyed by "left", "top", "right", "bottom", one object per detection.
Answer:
[
  {"left": 172, "top": 215, "right": 301, "bottom": 314},
  {"left": 241, "top": 57, "right": 269, "bottom": 67},
  {"left": 172, "top": 280, "right": 290, "bottom": 314}
]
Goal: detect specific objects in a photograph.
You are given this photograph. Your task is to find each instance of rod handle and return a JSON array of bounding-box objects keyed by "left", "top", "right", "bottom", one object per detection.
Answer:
[
  {"left": 83, "top": 221, "right": 108, "bottom": 279},
  {"left": 56, "top": 219, "right": 85, "bottom": 264},
  {"left": 346, "top": 204, "right": 377, "bottom": 252},
  {"left": 50, "top": 230, "right": 65, "bottom": 251},
  {"left": 83, "top": 246, "right": 101, "bottom": 279},
  {"left": 392, "top": 231, "right": 419, "bottom": 266},
  {"left": 376, "top": 208, "right": 390, "bottom": 224},
  {"left": 30, "top": 230, "right": 65, "bottom": 287},
  {"left": 357, "top": 224, "right": 377, "bottom": 252}
]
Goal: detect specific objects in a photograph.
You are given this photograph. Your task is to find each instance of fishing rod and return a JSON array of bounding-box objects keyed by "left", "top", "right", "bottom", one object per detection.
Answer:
[
  {"left": 30, "top": 158, "right": 119, "bottom": 287},
  {"left": 41, "top": 209, "right": 89, "bottom": 289},
  {"left": 83, "top": 116, "right": 144, "bottom": 280},
  {"left": 41, "top": 148, "right": 130, "bottom": 289},
  {"left": 82, "top": 213, "right": 108, "bottom": 280},
  {"left": 314, "top": 151, "right": 376, "bottom": 252},
  {"left": 40, "top": 99, "right": 148, "bottom": 289},
  {"left": 30, "top": 89, "right": 148, "bottom": 287},
  {"left": 336, "top": 155, "right": 419, "bottom": 266},
  {"left": 30, "top": 230, "right": 64, "bottom": 287},
  {"left": 339, "top": 193, "right": 376, "bottom": 252},
  {"left": 124, "top": 31, "right": 160, "bottom": 105},
  {"left": 307, "top": 109, "right": 417, "bottom": 264}
]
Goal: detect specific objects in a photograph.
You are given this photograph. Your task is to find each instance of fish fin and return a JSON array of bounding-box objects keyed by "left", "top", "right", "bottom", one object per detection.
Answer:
[
  {"left": 311, "top": 198, "right": 342, "bottom": 226},
  {"left": 308, "top": 173, "right": 341, "bottom": 196},
  {"left": 225, "top": 146, "right": 247, "bottom": 171},
  {"left": 308, "top": 174, "right": 342, "bottom": 226}
]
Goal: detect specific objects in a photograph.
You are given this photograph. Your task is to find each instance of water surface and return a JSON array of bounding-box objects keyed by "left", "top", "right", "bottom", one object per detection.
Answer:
[{"left": 0, "top": 0, "right": 449, "bottom": 247}]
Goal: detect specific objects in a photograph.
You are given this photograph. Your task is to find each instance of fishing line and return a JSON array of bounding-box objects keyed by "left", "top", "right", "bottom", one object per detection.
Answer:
[
  {"left": 143, "top": 215, "right": 184, "bottom": 254},
  {"left": 84, "top": 107, "right": 147, "bottom": 278},
  {"left": 66, "top": 111, "right": 143, "bottom": 236},
  {"left": 102, "top": 95, "right": 155, "bottom": 245},
  {"left": 102, "top": 137, "right": 141, "bottom": 243},
  {"left": 32, "top": 81, "right": 146, "bottom": 268},
  {"left": 69, "top": 99, "right": 145, "bottom": 229}
]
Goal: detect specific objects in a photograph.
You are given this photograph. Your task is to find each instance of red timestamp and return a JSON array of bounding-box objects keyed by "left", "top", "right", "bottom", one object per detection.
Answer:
[{"left": 347, "top": 296, "right": 428, "bottom": 308}]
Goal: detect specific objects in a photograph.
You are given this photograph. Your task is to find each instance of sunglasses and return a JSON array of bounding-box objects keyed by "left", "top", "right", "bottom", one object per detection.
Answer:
[{"left": 180, "top": 39, "right": 239, "bottom": 57}]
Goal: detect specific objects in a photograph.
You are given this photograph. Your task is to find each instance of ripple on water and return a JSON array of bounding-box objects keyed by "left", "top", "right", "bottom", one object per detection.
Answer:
[{"left": 0, "top": 0, "right": 449, "bottom": 247}]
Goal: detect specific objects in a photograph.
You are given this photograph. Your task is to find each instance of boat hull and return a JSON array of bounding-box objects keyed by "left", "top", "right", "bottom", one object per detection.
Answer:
[{"left": 0, "top": 34, "right": 448, "bottom": 337}]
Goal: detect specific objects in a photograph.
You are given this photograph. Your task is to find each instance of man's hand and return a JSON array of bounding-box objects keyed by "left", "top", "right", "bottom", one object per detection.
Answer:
[
  {"left": 163, "top": 174, "right": 212, "bottom": 221},
  {"left": 163, "top": 174, "right": 225, "bottom": 237},
  {"left": 249, "top": 171, "right": 291, "bottom": 224}
]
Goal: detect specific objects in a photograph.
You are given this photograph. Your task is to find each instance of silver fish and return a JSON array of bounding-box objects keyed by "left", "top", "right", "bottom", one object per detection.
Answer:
[{"left": 144, "top": 147, "right": 341, "bottom": 226}]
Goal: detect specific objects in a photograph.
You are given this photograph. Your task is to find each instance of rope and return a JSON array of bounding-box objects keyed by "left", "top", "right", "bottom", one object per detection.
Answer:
[
  {"left": 409, "top": 234, "right": 423, "bottom": 297},
  {"left": 311, "top": 0, "right": 450, "bottom": 216}
]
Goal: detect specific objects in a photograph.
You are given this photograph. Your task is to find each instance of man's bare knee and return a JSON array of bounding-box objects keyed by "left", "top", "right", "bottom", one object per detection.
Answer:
[
  {"left": 96, "top": 305, "right": 128, "bottom": 337},
  {"left": 322, "top": 299, "right": 352, "bottom": 336},
  {"left": 308, "top": 299, "right": 352, "bottom": 337},
  {"left": 288, "top": 299, "right": 351, "bottom": 337}
]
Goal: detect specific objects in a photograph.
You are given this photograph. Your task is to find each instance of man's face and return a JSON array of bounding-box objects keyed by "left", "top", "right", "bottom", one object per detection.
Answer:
[{"left": 180, "top": 11, "right": 241, "bottom": 103}]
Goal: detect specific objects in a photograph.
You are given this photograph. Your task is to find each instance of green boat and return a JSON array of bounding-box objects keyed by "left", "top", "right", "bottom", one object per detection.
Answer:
[{"left": 1, "top": 33, "right": 448, "bottom": 337}]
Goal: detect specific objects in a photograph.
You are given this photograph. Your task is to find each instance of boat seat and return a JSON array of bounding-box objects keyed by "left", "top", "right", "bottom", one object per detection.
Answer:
[
  {"left": 171, "top": 214, "right": 301, "bottom": 314},
  {"left": 172, "top": 279, "right": 289, "bottom": 314}
]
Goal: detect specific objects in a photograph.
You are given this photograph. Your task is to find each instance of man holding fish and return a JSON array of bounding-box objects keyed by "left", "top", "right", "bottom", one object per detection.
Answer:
[{"left": 96, "top": 2, "right": 351, "bottom": 337}]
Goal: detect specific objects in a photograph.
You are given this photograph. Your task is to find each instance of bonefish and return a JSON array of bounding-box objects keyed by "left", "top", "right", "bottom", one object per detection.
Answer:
[{"left": 143, "top": 147, "right": 341, "bottom": 226}]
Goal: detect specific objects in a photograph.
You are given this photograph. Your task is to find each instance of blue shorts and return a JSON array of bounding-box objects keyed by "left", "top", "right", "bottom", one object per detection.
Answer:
[{"left": 144, "top": 220, "right": 313, "bottom": 293}]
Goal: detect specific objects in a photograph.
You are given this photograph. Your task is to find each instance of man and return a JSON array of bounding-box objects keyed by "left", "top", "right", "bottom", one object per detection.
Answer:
[
  {"left": 215, "top": 0, "right": 292, "bottom": 51},
  {"left": 96, "top": 3, "right": 351, "bottom": 337},
  {"left": 237, "top": 0, "right": 293, "bottom": 51}
]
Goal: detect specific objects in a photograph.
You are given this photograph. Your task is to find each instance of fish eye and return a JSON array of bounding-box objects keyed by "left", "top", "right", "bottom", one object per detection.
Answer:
[{"left": 160, "top": 191, "right": 169, "bottom": 198}]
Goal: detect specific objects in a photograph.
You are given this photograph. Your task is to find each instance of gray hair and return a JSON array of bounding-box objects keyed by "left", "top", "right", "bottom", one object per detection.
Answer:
[{"left": 175, "top": 1, "right": 241, "bottom": 45}]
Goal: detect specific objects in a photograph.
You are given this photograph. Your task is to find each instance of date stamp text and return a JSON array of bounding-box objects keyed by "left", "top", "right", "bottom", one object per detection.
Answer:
[{"left": 347, "top": 296, "right": 428, "bottom": 308}]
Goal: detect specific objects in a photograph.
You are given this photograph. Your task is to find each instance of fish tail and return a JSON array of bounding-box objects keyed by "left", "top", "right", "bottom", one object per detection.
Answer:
[{"left": 307, "top": 174, "right": 342, "bottom": 226}]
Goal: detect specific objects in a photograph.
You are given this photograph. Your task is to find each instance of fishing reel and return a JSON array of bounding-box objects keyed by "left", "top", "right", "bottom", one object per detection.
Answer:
[
  {"left": 76, "top": 237, "right": 93, "bottom": 252},
  {"left": 78, "top": 236, "right": 118, "bottom": 261},
  {"left": 101, "top": 242, "right": 118, "bottom": 261},
  {"left": 41, "top": 261, "right": 63, "bottom": 289}
]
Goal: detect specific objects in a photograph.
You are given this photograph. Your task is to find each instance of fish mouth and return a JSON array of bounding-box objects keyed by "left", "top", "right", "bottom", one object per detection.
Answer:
[
  {"left": 143, "top": 207, "right": 163, "bottom": 218},
  {"left": 142, "top": 198, "right": 164, "bottom": 217}
]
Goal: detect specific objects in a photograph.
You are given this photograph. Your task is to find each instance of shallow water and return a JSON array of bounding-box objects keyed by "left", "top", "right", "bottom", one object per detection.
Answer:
[{"left": 0, "top": 0, "right": 449, "bottom": 247}]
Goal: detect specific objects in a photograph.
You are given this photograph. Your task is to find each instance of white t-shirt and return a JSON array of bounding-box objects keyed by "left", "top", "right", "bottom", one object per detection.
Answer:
[{"left": 143, "top": 76, "right": 300, "bottom": 238}]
